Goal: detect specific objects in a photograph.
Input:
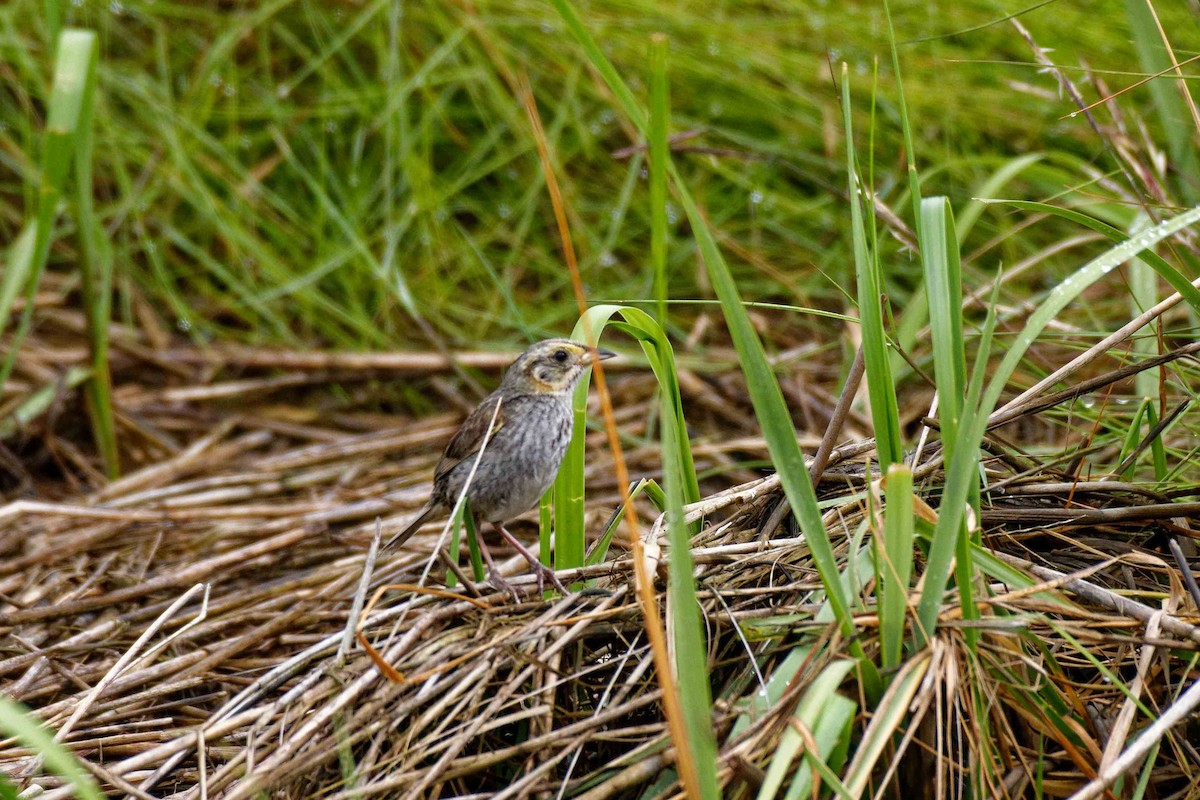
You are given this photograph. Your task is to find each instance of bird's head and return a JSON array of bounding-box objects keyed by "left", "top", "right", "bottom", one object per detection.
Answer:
[{"left": 502, "top": 338, "right": 616, "bottom": 394}]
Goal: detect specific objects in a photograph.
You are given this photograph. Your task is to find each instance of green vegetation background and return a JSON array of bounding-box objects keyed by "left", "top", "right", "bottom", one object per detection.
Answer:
[{"left": 0, "top": 0, "right": 1188, "bottom": 354}]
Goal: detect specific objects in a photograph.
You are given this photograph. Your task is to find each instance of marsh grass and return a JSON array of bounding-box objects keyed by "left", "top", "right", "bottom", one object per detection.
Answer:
[{"left": 4, "top": 1, "right": 1200, "bottom": 798}]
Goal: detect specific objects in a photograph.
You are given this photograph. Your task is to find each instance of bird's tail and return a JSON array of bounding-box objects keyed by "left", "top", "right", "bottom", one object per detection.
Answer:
[{"left": 385, "top": 502, "right": 439, "bottom": 550}]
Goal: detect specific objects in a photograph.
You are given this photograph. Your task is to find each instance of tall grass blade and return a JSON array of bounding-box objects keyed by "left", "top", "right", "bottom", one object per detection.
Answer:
[
  {"left": 1124, "top": 0, "right": 1200, "bottom": 203},
  {"left": 919, "top": 196, "right": 978, "bottom": 636},
  {"left": 843, "top": 65, "right": 903, "bottom": 471},
  {"left": 560, "top": 303, "right": 712, "bottom": 796},
  {"left": 916, "top": 205, "right": 1200, "bottom": 641},
  {"left": 649, "top": 34, "right": 670, "bottom": 326},
  {"left": 879, "top": 464, "right": 914, "bottom": 670},
  {"left": 661, "top": 358, "right": 719, "bottom": 799},
  {"left": 558, "top": 306, "right": 698, "bottom": 576},
  {"left": 919, "top": 198, "right": 966, "bottom": 447},
  {"left": 551, "top": 0, "right": 877, "bottom": 695},
  {"left": 2, "top": 30, "right": 115, "bottom": 480},
  {"left": 882, "top": 0, "right": 921, "bottom": 223},
  {"left": 63, "top": 29, "right": 119, "bottom": 479}
]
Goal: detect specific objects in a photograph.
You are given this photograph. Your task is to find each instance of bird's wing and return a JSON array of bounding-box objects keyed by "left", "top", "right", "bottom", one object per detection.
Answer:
[{"left": 433, "top": 393, "right": 507, "bottom": 482}]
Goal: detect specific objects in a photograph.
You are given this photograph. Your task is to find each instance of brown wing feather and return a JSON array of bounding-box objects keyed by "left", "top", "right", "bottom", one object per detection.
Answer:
[{"left": 433, "top": 393, "right": 506, "bottom": 482}]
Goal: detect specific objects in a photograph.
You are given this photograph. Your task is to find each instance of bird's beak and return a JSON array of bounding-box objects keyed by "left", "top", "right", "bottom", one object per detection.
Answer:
[{"left": 581, "top": 348, "right": 617, "bottom": 365}]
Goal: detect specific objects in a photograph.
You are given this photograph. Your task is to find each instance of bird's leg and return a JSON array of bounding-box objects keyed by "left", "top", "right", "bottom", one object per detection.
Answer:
[
  {"left": 436, "top": 549, "right": 481, "bottom": 598},
  {"left": 475, "top": 524, "right": 520, "bottom": 602},
  {"left": 494, "top": 524, "right": 569, "bottom": 594}
]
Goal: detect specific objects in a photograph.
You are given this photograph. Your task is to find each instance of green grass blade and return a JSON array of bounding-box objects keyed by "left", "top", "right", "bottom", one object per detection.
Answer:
[
  {"left": 44, "top": 0, "right": 63, "bottom": 48},
  {"left": 560, "top": 302, "right": 714, "bottom": 796},
  {"left": 0, "top": 366, "right": 92, "bottom": 440},
  {"left": 1129, "top": 236, "right": 1159, "bottom": 400},
  {"left": 758, "top": 659, "right": 857, "bottom": 800},
  {"left": 842, "top": 649, "right": 931, "bottom": 796},
  {"left": 1124, "top": 0, "right": 1200, "bottom": 203},
  {"left": 916, "top": 205, "right": 1200, "bottom": 641},
  {"left": 587, "top": 478, "right": 665, "bottom": 567},
  {"left": 879, "top": 464, "right": 914, "bottom": 670},
  {"left": 844, "top": 65, "right": 903, "bottom": 471},
  {"left": 920, "top": 197, "right": 966, "bottom": 441},
  {"left": 661, "top": 355, "right": 719, "bottom": 799},
  {"left": 987, "top": 199, "right": 1200, "bottom": 315},
  {"left": 956, "top": 153, "right": 1044, "bottom": 242},
  {"left": 0, "top": 695, "right": 106, "bottom": 800},
  {"left": 918, "top": 196, "right": 977, "bottom": 637},
  {"left": 0, "top": 224, "right": 37, "bottom": 331},
  {"left": 1118, "top": 401, "right": 1153, "bottom": 480},
  {"left": 882, "top": 0, "right": 921, "bottom": 223},
  {"left": 559, "top": 306, "right": 698, "bottom": 578},
  {"left": 551, "top": 1, "right": 876, "bottom": 693},
  {"left": 3, "top": 31, "right": 101, "bottom": 408},
  {"left": 649, "top": 34, "right": 669, "bottom": 326},
  {"left": 62, "top": 29, "right": 119, "bottom": 479}
]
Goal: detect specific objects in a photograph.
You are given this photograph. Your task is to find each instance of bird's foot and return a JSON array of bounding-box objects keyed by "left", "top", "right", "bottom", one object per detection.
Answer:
[
  {"left": 529, "top": 559, "right": 568, "bottom": 596},
  {"left": 487, "top": 568, "right": 522, "bottom": 603}
]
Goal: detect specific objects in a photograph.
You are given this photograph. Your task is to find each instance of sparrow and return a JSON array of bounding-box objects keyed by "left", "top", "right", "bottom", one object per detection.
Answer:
[{"left": 386, "top": 338, "right": 615, "bottom": 597}]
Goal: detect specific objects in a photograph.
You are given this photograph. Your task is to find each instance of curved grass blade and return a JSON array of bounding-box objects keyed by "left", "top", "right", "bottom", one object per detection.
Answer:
[
  {"left": 550, "top": 0, "right": 878, "bottom": 698},
  {"left": 986, "top": 199, "right": 1200, "bottom": 314},
  {"left": 557, "top": 304, "right": 698, "bottom": 575},
  {"left": 557, "top": 303, "right": 714, "bottom": 798},
  {"left": 916, "top": 204, "right": 1200, "bottom": 641}
]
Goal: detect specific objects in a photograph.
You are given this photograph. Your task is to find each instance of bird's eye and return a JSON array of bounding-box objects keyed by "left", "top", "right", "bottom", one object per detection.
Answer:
[{"left": 554, "top": 349, "right": 569, "bottom": 363}]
